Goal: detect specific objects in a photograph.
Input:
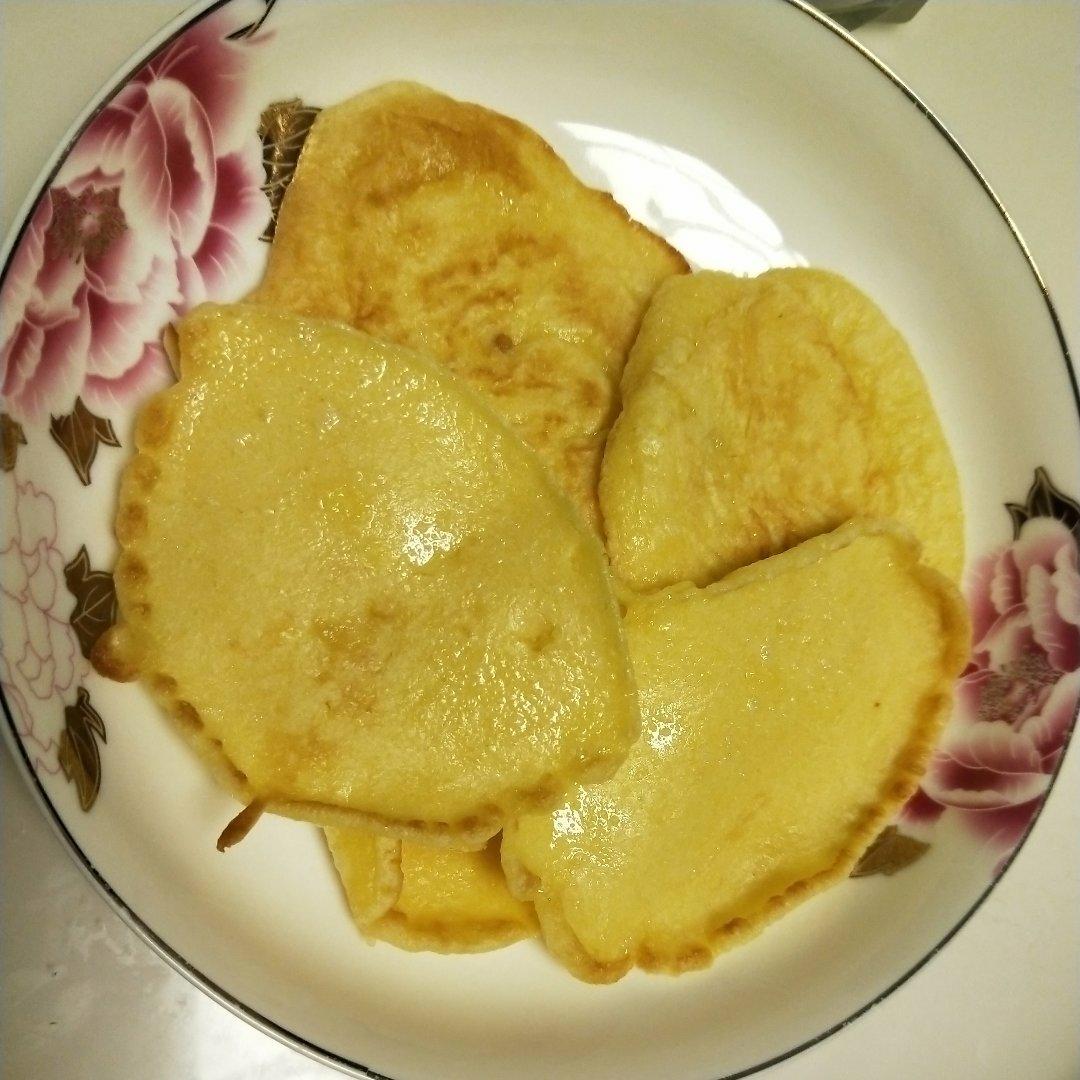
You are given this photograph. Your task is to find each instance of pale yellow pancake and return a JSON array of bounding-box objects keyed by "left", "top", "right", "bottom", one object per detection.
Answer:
[
  {"left": 328, "top": 832, "right": 537, "bottom": 953},
  {"left": 502, "top": 521, "right": 969, "bottom": 983},
  {"left": 252, "top": 81, "right": 684, "bottom": 925},
  {"left": 94, "top": 304, "right": 639, "bottom": 848},
  {"left": 600, "top": 268, "right": 964, "bottom": 591},
  {"left": 252, "top": 81, "right": 688, "bottom": 530}
]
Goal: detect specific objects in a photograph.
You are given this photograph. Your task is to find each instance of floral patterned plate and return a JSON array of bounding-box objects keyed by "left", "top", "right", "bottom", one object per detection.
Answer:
[{"left": 1, "top": 1, "right": 1076, "bottom": 1078}]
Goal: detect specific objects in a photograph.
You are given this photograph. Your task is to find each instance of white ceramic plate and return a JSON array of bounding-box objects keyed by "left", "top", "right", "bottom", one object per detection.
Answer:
[{"left": 2, "top": 2, "right": 1078, "bottom": 1077}]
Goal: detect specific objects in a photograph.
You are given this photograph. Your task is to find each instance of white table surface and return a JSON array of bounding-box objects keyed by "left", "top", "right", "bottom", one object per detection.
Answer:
[{"left": 2, "top": 2, "right": 1078, "bottom": 1078}]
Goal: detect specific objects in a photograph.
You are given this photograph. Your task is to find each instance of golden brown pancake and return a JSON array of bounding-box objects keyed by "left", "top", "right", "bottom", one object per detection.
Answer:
[
  {"left": 327, "top": 831, "right": 537, "bottom": 953},
  {"left": 94, "top": 303, "right": 639, "bottom": 848},
  {"left": 502, "top": 521, "right": 969, "bottom": 983},
  {"left": 600, "top": 268, "right": 964, "bottom": 591},
  {"left": 252, "top": 81, "right": 688, "bottom": 530}
]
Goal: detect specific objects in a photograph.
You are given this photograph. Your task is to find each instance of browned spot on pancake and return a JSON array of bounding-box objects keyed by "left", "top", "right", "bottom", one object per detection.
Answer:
[
  {"left": 418, "top": 236, "right": 552, "bottom": 306},
  {"left": 136, "top": 398, "right": 173, "bottom": 449},
  {"left": 151, "top": 673, "right": 178, "bottom": 696},
  {"left": 511, "top": 608, "right": 555, "bottom": 653},
  {"left": 117, "top": 554, "right": 148, "bottom": 586},
  {"left": 675, "top": 946, "right": 712, "bottom": 972},
  {"left": 353, "top": 292, "right": 396, "bottom": 328},
  {"left": 469, "top": 364, "right": 513, "bottom": 388},
  {"left": 518, "top": 375, "right": 561, "bottom": 393},
  {"left": 173, "top": 700, "right": 203, "bottom": 731},
  {"left": 116, "top": 502, "right": 147, "bottom": 544},
  {"left": 358, "top": 110, "right": 528, "bottom": 208},
  {"left": 90, "top": 629, "right": 138, "bottom": 682},
  {"left": 473, "top": 286, "right": 515, "bottom": 308},
  {"left": 126, "top": 455, "right": 159, "bottom": 492},
  {"left": 578, "top": 378, "right": 604, "bottom": 412}
]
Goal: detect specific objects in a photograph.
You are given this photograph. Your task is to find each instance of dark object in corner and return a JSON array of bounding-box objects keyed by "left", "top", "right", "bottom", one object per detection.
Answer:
[{"left": 810, "top": 0, "right": 929, "bottom": 31}]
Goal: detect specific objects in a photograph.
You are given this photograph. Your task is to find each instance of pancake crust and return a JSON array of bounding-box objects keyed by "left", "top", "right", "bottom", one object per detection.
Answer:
[
  {"left": 600, "top": 268, "right": 964, "bottom": 591},
  {"left": 330, "top": 834, "right": 538, "bottom": 953},
  {"left": 252, "top": 81, "right": 688, "bottom": 530},
  {"left": 93, "top": 304, "right": 639, "bottom": 848},
  {"left": 502, "top": 521, "right": 969, "bottom": 983}
]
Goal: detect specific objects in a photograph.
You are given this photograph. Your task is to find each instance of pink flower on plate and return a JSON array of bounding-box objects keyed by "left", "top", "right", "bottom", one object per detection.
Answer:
[
  {"left": 904, "top": 516, "right": 1080, "bottom": 852},
  {"left": 0, "top": 475, "right": 85, "bottom": 773},
  {"left": 0, "top": 9, "right": 269, "bottom": 425}
]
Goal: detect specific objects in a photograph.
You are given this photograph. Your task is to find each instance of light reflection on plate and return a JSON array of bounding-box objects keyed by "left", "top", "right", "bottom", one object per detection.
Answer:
[{"left": 561, "top": 121, "right": 806, "bottom": 273}]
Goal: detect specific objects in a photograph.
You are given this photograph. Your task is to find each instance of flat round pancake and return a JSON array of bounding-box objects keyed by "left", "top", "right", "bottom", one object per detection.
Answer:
[
  {"left": 94, "top": 303, "right": 639, "bottom": 847},
  {"left": 600, "top": 268, "right": 964, "bottom": 590},
  {"left": 252, "top": 81, "right": 688, "bottom": 530},
  {"left": 502, "top": 521, "right": 969, "bottom": 983}
]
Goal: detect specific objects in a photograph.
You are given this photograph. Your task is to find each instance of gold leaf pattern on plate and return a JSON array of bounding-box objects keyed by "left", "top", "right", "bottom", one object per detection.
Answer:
[
  {"left": 1, "top": 413, "right": 27, "bottom": 471},
  {"left": 227, "top": 0, "right": 279, "bottom": 40},
  {"left": 58, "top": 687, "right": 107, "bottom": 812},
  {"left": 850, "top": 824, "right": 929, "bottom": 878},
  {"left": 64, "top": 546, "right": 118, "bottom": 659},
  {"left": 258, "top": 98, "right": 322, "bottom": 241},
  {"left": 1006, "top": 465, "right": 1080, "bottom": 542},
  {"left": 49, "top": 397, "right": 121, "bottom": 486}
]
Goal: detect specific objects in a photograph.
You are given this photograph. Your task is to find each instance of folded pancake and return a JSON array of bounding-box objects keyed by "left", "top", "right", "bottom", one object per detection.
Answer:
[
  {"left": 93, "top": 304, "right": 639, "bottom": 848},
  {"left": 600, "top": 268, "right": 964, "bottom": 591},
  {"left": 324, "top": 828, "right": 402, "bottom": 926},
  {"left": 251, "top": 80, "right": 688, "bottom": 530},
  {"left": 328, "top": 831, "right": 537, "bottom": 952},
  {"left": 502, "top": 520, "right": 969, "bottom": 983}
]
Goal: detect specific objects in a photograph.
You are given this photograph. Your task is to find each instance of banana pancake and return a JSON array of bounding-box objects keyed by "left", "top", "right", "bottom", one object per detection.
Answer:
[
  {"left": 502, "top": 521, "right": 969, "bottom": 983},
  {"left": 600, "top": 268, "right": 964, "bottom": 591},
  {"left": 252, "top": 80, "right": 689, "bottom": 531},
  {"left": 94, "top": 304, "right": 639, "bottom": 848}
]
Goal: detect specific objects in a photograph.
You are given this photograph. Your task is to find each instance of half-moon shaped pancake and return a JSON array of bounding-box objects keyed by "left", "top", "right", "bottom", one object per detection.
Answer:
[
  {"left": 502, "top": 520, "right": 969, "bottom": 983},
  {"left": 327, "top": 830, "right": 537, "bottom": 953},
  {"left": 93, "top": 303, "right": 639, "bottom": 848},
  {"left": 599, "top": 268, "right": 964, "bottom": 591},
  {"left": 252, "top": 81, "right": 688, "bottom": 530}
]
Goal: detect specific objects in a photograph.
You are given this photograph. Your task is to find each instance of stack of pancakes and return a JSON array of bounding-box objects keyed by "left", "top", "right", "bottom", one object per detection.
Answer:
[{"left": 96, "top": 83, "right": 968, "bottom": 981}]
